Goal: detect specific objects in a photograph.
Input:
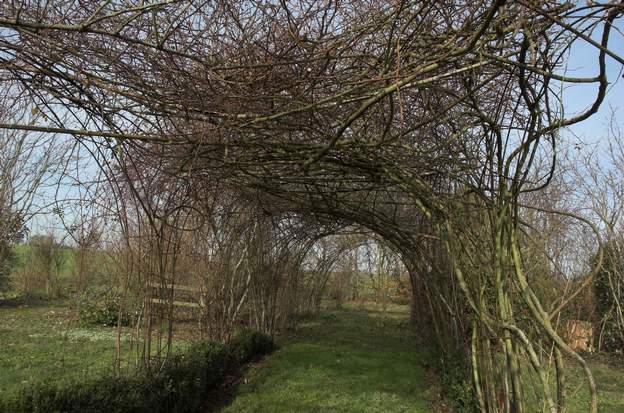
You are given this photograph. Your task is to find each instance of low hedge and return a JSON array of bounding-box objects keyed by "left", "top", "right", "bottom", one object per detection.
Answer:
[
  {"left": 0, "top": 330, "right": 274, "bottom": 413},
  {"left": 229, "top": 329, "right": 275, "bottom": 365}
]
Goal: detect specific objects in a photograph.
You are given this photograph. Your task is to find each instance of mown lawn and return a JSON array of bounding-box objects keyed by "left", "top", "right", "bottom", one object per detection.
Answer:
[
  {"left": 222, "top": 303, "right": 624, "bottom": 413},
  {"left": 221, "top": 304, "right": 441, "bottom": 413}
]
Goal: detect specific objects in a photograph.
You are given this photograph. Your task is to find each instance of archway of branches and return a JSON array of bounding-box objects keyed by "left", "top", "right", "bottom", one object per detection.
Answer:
[{"left": 1, "top": 2, "right": 623, "bottom": 412}]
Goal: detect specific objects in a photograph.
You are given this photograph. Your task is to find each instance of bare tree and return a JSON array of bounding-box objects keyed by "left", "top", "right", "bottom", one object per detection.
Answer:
[
  {"left": 0, "top": 89, "right": 68, "bottom": 292},
  {"left": 568, "top": 114, "right": 624, "bottom": 352}
]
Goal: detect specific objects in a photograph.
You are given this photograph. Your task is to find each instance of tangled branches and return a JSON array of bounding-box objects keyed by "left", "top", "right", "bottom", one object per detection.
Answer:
[{"left": 1, "top": 1, "right": 623, "bottom": 412}]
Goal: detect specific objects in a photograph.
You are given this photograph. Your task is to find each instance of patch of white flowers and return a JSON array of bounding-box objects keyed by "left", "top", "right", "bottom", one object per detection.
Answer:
[{"left": 63, "top": 329, "right": 130, "bottom": 342}]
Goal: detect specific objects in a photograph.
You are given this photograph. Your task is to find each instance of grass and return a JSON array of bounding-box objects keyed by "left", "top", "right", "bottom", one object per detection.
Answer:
[
  {"left": 555, "top": 354, "right": 624, "bottom": 413},
  {"left": 2, "top": 295, "right": 623, "bottom": 412},
  {"left": 0, "top": 296, "right": 192, "bottom": 394},
  {"left": 221, "top": 303, "right": 441, "bottom": 413},
  {"left": 505, "top": 347, "right": 624, "bottom": 413},
  {"left": 222, "top": 303, "right": 624, "bottom": 413},
  {"left": 0, "top": 298, "right": 126, "bottom": 392}
]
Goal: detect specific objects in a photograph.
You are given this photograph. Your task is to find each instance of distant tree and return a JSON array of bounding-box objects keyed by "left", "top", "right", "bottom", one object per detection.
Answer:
[
  {"left": 0, "top": 87, "right": 69, "bottom": 293},
  {"left": 0, "top": 207, "right": 25, "bottom": 292},
  {"left": 29, "top": 234, "right": 67, "bottom": 297},
  {"left": 69, "top": 216, "right": 102, "bottom": 294},
  {"left": 593, "top": 238, "right": 624, "bottom": 352}
]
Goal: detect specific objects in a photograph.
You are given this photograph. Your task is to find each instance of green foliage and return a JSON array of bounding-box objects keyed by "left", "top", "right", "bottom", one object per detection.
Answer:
[
  {"left": 229, "top": 329, "right": 275, "bottom": 365},
  {"left": 598, "top": 317, "right": 624, "bottom": 352},
  {"left": 435, "top": 353, "right": 478, "bottom": 413},
  {"left": 0, "top": 331, "right": 274, "bottom": 413},
  {"left": 76, "top": 287, "right": 132, "bottom": 327},
  {"left": 0, "top": 376, "right": 140, "bottom": 413},
  {"left": 137, "top": 341, "right": 232, "bottom": 413}
]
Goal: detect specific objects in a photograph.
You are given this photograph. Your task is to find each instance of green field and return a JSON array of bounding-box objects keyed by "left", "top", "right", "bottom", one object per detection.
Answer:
[
  {"left": 11, "top": 244, "right": 77, "bottom": 278},
  {"left": 6, "top": 244, "right": 118, "bottom": 298}
]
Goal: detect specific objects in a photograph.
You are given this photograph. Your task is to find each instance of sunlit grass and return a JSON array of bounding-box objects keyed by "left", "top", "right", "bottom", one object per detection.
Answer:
[
  {"left": 561, "top": 355, "right": 624, "bottom": 413},
  {"left": 0, "top": 298, "right": 189, "bottom": 393},
  {"left": 0, "top": 300, "right": 119, "bottom": 392},
  {"left": 520, "top": 348, "right": 624, "bottom": 413},
  {"left": 222, "top": 303, "right": 437, "bottom": 413}
]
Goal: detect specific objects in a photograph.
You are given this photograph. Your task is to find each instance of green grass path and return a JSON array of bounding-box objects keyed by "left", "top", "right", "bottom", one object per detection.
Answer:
[{"left": 220, "top": 304, "right": 439, "bottom": 413}]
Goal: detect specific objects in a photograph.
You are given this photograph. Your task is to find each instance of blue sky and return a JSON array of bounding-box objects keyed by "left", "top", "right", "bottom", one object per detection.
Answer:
[{"left": 562, "top": 20, "right": 624, "bottom": 147}]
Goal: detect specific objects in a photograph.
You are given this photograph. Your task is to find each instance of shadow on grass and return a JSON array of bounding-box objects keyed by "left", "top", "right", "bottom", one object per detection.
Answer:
[{"left": 0, "top": 292, "right": 63, "bottom": 308}]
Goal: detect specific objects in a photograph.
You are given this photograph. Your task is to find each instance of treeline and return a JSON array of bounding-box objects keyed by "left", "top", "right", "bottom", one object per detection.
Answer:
[{"left": 2, "top": 234, "right": 112, "bottom": 298}]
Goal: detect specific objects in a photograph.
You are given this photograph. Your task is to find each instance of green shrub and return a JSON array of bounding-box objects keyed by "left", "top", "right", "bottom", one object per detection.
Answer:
[
  {"left": 76, "top": 287, "right": 132, "bottom": 327},
  {"left": 144, "top": 341, "right": 232, "bottom": 412},
  {"left": 0, "top": 331, "right": 274, "bottom": 413},
  {"left": 0, "top": 376, "right": 142, "bottom": 413},
  {"left": 434, "top": 352, "right": 478, "bottom": 413},
  {"left": 229, "top": 329, "right": 275, "bottom": 365}
]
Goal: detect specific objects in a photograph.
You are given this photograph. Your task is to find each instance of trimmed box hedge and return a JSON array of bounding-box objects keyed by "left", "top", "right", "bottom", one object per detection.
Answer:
[{"left": 0, "top": 330, "right": 273, "bottom": 413}]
